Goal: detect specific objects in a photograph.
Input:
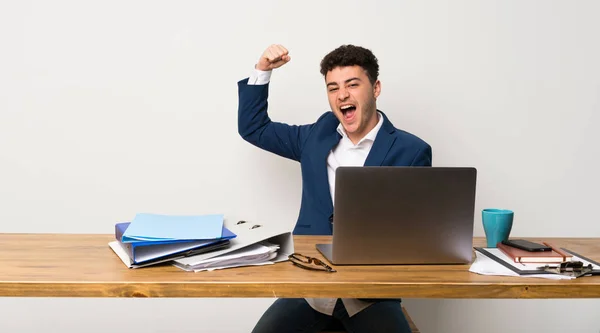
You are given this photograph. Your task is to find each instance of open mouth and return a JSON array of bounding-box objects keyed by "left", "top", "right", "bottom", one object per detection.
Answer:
[{"left": 340, "top": 104, "right": 357, "bottom": 120}]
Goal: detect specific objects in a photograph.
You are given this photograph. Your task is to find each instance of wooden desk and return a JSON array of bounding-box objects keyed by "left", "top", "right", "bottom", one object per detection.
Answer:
[{"left": 1, "top": 234, "right": 599, "bottom": 298}]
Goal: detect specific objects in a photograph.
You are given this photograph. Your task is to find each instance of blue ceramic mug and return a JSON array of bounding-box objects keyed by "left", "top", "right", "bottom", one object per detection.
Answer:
[{"left": 482, "top": 209, "right": 514, "bottom": 248}]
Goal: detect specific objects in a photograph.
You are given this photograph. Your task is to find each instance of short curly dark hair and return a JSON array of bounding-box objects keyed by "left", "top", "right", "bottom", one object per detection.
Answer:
[{"left": 320, "top": 45, "right": 379, "bottom": 85}]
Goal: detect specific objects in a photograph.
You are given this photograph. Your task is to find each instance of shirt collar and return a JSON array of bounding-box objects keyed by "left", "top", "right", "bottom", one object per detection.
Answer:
[{"left": 336, "top": 111, "right": 384, "bottom": 145}]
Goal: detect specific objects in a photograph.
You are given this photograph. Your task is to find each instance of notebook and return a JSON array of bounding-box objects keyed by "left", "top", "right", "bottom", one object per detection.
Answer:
[{"left": 497, "top": 242, "right": 573, "bottom": 263}]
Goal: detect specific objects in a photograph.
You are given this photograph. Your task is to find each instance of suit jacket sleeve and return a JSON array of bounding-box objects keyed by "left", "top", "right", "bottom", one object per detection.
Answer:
[{"left": 237, "top": 78, "right": 314, "bottom": 162}]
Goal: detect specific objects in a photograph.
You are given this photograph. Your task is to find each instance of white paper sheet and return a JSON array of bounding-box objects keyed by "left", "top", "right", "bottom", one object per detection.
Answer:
[
  {"left": 173, "top": 241, "right": 280, "bottom": 272},
  {"left": 469, "top": 251, "right": 573, "bottom": 280}
]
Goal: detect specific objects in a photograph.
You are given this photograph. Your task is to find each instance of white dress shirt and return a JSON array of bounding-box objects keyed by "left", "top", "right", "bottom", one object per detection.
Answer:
[{"left": 246, "top": 69, "right": 383, "bottom": 317}]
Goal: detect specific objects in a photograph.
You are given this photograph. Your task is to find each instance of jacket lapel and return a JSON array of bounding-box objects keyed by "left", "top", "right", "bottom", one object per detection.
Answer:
[
  {"left": 364, "top": 112, "right": 397, "bottom": 166},
  {"left": 314, "top": 131, "right": 341, "bottom": 213}
]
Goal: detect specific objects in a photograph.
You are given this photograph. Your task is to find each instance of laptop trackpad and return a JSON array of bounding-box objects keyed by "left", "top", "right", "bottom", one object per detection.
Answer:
[{"left": 316, "top": 243, "right": 333, "bottom": 264}]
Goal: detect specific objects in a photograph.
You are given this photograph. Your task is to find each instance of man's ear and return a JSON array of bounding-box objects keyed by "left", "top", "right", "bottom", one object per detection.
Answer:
[{"left": 373, "top": 80, "right": 381, "bottom": 98}]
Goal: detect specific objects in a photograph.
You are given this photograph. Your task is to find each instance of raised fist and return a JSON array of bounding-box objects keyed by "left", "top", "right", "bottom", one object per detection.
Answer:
[{"left": 256, "top": 44, "right": 291, "bottom": 71}]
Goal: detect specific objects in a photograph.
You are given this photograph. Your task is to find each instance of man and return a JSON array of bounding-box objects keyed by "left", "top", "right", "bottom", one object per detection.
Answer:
[{"left": 238, "top": 44, "right": 431, "bottom": 333}]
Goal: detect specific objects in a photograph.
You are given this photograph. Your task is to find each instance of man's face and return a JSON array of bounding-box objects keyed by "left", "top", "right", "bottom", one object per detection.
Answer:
[{"left": 325, "top": 65, "right": 381, "bottom": 143}]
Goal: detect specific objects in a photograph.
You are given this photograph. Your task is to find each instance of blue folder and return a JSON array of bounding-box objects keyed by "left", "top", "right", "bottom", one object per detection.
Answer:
[
  {"left": 115, "top": 222, "right": 236, "bottom": 265},
  {"left": 121, "top": 213, "right": 225, "bottom": 243}
]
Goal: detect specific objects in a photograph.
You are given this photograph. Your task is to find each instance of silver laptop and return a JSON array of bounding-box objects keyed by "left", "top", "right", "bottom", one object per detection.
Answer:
[{"left": 316, "top": 166, "right": 477, "bottom": 265}]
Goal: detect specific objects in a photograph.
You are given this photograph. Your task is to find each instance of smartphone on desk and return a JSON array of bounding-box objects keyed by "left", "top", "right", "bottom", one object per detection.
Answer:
[{"left": 501, "top": 239, "right": 552, "bottom": 252}]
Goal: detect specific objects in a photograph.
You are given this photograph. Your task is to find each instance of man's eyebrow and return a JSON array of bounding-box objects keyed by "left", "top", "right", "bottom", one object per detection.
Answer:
[{"left": 326, "top": 77, "right": 361, "bottom": 87}]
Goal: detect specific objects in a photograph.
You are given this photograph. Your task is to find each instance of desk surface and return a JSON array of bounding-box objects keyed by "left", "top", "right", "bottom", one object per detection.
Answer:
[{"left": 1, "top": 234, "right": 599, "bottom": 298}]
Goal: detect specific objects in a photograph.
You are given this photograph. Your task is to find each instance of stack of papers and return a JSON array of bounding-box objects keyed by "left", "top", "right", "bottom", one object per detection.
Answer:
[
  {"left": 171, "top": 219, "right": 294, "bottom": 272},
  {"left": 470, "top": 247, "right": 600, "bottom": 280},
  {"left": 108, "top": 213, "right": 236, "bottom": 268},
  {"left": 108, "top": 214, "right": 295, "bottom": 272},
  {"left": 173, "top": 241, "right": 280, "bottom": 272},
  {"left": 470, "top": 250, "right": 573, "bottom": 280}
]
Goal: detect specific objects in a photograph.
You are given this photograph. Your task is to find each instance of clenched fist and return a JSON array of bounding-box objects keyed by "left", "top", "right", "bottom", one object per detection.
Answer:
[{"left": 256, "top": 44, "right": 291, "bottom": 71}]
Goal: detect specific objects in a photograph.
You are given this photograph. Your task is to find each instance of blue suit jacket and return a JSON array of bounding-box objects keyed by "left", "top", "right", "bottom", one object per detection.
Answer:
[{"left": 238, "top": 78, "right": 432, "bottom": 235}]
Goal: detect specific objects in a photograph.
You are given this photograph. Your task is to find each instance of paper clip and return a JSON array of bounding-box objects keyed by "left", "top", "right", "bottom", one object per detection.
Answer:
[{"left": 538, "top": 261, "right": 595, "bottom": 278}]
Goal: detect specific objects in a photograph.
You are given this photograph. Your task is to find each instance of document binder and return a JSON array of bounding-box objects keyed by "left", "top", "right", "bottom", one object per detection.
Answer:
[
  {"left": 173, "top": 219, "right": 294, "bottom": 271},
  {"left": 109, "top": 222, "right": 236, "bottom": 267},
  {"left": 109, "top": 239, "right": 231, "bottom": 268}
]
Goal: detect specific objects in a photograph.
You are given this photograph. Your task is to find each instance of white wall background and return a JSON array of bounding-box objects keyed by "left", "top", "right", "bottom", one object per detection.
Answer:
[{"left": 1, "top": 0, "right": 599, "bottom": 332}]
